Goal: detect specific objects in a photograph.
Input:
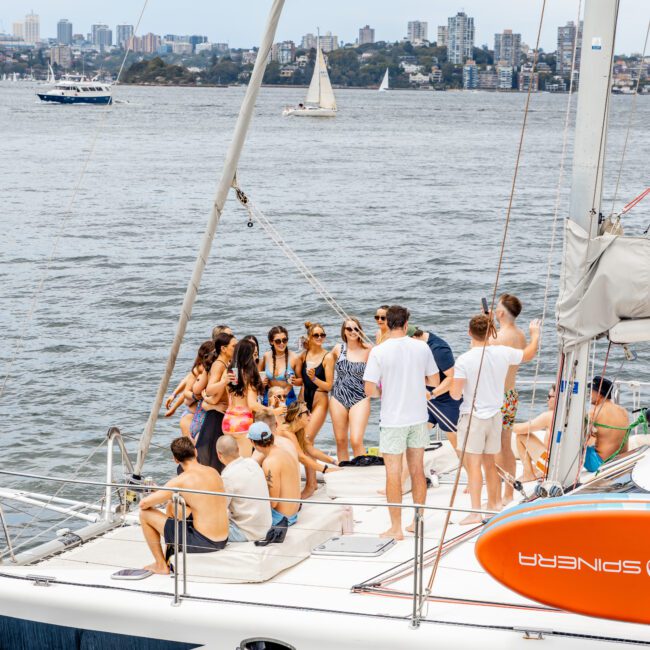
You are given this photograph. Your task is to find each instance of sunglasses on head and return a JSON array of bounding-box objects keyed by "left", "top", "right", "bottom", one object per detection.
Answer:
[
  {"left": 312, "top": 333, "right": 326, "bottom": 339},
  {"left": 273, "top": 337, "right": 288, "bottom": 345},
  {"left": 374, "top": 315, "right": 386, "bottom": 321},
  {"left": 345, "top": 326, "right": 360, "bottom": 333}
]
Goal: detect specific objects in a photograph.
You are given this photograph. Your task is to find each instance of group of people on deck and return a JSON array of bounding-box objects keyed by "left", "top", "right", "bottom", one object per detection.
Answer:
[{"left": 140, "top": 296, "right": 633, "bottom": 572}]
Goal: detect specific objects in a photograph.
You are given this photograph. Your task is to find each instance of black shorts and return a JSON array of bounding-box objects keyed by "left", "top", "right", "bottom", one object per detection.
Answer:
[
  {"left": 163, "top": 515, "right": 227, "bottom": 558},
  {"left": 427, "top": 396, "right": 462, "bottom": 432}
]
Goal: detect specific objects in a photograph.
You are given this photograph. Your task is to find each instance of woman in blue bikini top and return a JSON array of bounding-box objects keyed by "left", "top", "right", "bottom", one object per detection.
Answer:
[{"left": 259, "top": 325, "right": 302, "bottom": 406}]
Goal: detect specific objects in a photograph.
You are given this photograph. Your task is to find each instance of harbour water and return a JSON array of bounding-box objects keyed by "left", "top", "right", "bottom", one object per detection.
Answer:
[{"left": 0, "top": 83, "right": 648, "bottom": 528}]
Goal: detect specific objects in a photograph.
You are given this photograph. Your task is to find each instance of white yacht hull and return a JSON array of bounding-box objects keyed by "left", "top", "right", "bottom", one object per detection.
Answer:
[{"left": 283, "top": 107, "right": 337, "bottom": 117}]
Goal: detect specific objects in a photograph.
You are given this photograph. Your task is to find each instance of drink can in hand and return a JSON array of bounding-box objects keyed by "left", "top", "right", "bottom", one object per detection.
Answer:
[{"left": 231, "top": 366, "right": 238, "bottom": 385}]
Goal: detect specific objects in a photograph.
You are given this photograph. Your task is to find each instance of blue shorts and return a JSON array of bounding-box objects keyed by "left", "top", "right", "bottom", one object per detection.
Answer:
[
  {"left": 228, "top": 520, "right": 249, "bottom": 543},
  {"left": 584, "top": 446, "right": 604, "bottom": 473},
  {"left": 427, "top": 396, "right": 461, "bottom": 432},
  {"left": 271, "top": 508, "right": 298, "bottom": 526}
]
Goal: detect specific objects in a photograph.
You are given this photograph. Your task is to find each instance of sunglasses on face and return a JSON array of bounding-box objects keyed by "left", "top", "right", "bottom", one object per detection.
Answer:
[
  {"left": 312, "top": 332, "right": 326, "bottom": 339},
  {"left": 345, "top": 326, "right": 360, "bottom": 333},
  {"left": 273, "top": 338, "right": 288, "bottom": 345},
  {"left": 374, "top": 315, "right": 386, "bottom": 321}
]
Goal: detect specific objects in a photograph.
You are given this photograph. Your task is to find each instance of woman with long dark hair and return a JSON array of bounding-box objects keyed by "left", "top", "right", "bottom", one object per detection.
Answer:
[
  {"left": 194, "top": 332, "right": 236, "bottom": 471},
  {"left": 224, "top": 339, "right": 284, "bottom": 457},
  {"left": 330, "top": 317, "right": 372, "bottom": 462},
  {"left": 259, "top": 326, "right": 302, "bottom": 406},
  {"left": 374, "top": 304, "right": 390, "bottom": 344}
]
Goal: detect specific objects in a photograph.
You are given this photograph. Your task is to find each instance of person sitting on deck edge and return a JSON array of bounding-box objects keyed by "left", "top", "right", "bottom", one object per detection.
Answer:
[
  {"left": 139, "top": 437, "right": 228, "bottom": 574},
  {"left": 584, "top": 375, "right": 630, "bottom": 472},
  {"left": 248, "top": 422, "right": 301, "bottom": 526}
]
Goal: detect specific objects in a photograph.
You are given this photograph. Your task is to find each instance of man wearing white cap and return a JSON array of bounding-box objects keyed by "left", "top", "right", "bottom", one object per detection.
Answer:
[{"left": 248, "top": 421, "right": 301, "bottom": 526}]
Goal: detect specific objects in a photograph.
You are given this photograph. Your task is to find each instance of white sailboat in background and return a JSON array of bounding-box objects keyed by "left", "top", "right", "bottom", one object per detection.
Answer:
[
  {"left": 379, "top": 67, "right": 389, "bottom": 92},
  {"left": 283, "top": 35, "right": 337, "bottom": 117}
]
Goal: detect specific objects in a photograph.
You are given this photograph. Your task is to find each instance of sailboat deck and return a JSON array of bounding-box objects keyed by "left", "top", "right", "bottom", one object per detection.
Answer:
[{"left": 2, "top": 476, "right": 650, "bottom": 646}]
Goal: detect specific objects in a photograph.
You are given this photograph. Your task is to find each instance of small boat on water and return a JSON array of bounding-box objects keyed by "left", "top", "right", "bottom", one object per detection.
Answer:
[
  {"left": 36, "top": 74, "right": 112, "bottom": 105},
  {"left": 378, "top": 67, "right": 389, "bottom": 92},
  {"left": 283, "top": 36, "right": 337, "bottom": 117}
]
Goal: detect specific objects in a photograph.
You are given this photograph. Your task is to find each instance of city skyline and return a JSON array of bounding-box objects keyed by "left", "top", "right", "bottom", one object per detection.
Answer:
[{"left": 1, "top": 1, "right": 647, "bottom": 54}]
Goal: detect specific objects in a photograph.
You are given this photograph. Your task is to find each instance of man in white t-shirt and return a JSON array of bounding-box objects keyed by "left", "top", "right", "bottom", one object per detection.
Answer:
[
  {"left": 216, "top": 435, "right": 272, "bottom": 541},
  {"left": 364, "top": 305, "right": 439, "bottom": 540},
  {"left": 450, "top": 313, "right": 540, "bottom": 525}
]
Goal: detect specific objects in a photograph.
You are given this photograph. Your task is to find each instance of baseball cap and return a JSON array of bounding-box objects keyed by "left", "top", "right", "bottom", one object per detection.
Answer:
[
  {"left": 406, "top": 325, "right": 419, "bottom": 337},
  {"left": 247, "top": 421, "right": 272, "bottom": 442},
  {"left": 589, "top": 375, "right": 613, "bottom": 399}
]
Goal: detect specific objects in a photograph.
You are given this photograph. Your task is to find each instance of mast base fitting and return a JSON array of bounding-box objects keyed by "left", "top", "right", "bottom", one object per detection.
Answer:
[{"left": 535, "top": 481, "right": 564, "bottom": 498}]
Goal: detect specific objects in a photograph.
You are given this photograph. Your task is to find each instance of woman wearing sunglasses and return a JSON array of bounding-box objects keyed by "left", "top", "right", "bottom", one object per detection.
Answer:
[
  {"left": 374, "top": 305, "right": 390, "bottom": 344},
  {"left": 512, "top": 386, "right": 557, "bottom": 481},
  {"left": 330, "top": 317, "right": 372, "bottom": 462},
  {"left": 299, "top": 321, "right": 335, "bottom": 496},
  {"left": 259, "top": 326, "right": 302, "bottom": 406}
]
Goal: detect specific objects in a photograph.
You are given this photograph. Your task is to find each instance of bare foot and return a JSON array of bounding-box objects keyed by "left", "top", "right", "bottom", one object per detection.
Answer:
[
  {"left": 459, "top": 513, "right": 483, "bottom": 526},
  {"left": 143, "top": 562, "right": 169, "bottom": 575},
  {"left": 380, "top": 527, "right": 404, "bottom": 540},
  {"left": 405, "top": 521, "right": 416, "bottom": 534}
]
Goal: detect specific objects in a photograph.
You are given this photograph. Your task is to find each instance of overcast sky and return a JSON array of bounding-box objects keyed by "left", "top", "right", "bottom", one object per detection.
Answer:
[{"left": 2, "top": 1, "right": 647, "bottom": 54}]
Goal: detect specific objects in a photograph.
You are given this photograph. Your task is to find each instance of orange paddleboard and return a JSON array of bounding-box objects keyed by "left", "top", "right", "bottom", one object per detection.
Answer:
[{"left": 476, "top": 495, "right": 650, "bottom": 624}]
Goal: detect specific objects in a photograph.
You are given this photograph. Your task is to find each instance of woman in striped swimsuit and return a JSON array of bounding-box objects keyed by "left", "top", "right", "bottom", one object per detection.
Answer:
[{"left": 330, "top": 317, "right": 372, "bottom": 462}]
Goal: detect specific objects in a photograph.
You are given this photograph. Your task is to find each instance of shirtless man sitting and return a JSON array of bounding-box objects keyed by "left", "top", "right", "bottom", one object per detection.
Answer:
[
  {"left": 248, "top": 422, "right": 301, "bottom": 526},
  {"left": 493, "top": 293, "right": 527, "bottom": 506},
  {"left": 584, "top": 376, "right": 630, "bottom": 472},
  {"left": 139, "top": 437, "right": 228, "bottom": 575}
]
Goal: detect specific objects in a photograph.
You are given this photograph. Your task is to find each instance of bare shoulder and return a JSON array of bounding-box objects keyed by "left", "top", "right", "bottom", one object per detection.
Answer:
[{"left": 496, "top": 325, "right": 526, "bottom": 349}]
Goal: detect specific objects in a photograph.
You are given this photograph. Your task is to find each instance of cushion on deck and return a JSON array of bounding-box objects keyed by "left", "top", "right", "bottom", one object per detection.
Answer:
[
  {"left": 180, "top": 501, "right": 343, "bottom": 583},
  {"left": 323, "top": 443, "right": 458, "bottom": 498}
]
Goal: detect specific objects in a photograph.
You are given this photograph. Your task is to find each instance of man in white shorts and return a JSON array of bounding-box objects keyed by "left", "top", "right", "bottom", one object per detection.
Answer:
[
  {"left": 364, "top": 305, "right": 439, "bottom": 540},
  {"left": 450, "top": 313, "right": 540, "bottom": 525}
]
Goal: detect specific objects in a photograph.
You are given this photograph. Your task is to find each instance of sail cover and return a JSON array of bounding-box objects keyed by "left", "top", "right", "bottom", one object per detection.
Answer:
[{"left": 556, "top": 220, "right": 650, "bottom": 349}]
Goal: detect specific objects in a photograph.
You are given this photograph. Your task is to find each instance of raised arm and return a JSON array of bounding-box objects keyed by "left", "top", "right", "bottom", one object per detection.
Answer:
[{"left": 521, "top": 319, "right": 541, "bottom": 363}]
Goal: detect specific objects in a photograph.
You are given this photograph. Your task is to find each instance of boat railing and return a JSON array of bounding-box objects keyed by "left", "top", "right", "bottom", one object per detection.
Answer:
[{"left": 0, "top": 467, "right": 496, "bottom": 628}]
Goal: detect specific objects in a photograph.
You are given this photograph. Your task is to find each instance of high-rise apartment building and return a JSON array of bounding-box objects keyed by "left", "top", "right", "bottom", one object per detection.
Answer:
[
  {"left": 301, "top": 32, "right": 338, "bottom": 52},
  {"left": 271, "top": 40, "right": 296, "bottom": 64},
  {"left": 142, "top": 33, "right": 161, "bottom": 54},
  {"left": 57, "top": 19, "right": 73, "bottom": 45},
  {"left": 116, "top": 24, "right": 134, "bottom": 48},
  {"left": 437, "top": 26, "right": 448, "bottom": 47},
  {"left": 447, "top": 12, "right": 474, "bottom": 64},
  {"left": 497, "top": 64, "right": 514, "bottom": 90},
  {"left": 557, "top": 21, "right": 583, "bottom": 76},
  {"left": 518, "top": 64, "right": 539, "bottom": 92},
  {"left": 50, "top": 45, "right": 72, "bottom": 68},
  {"left": 407, "top": 21, "right": 428, "bottom": 45},
  {"left": 358, "top": 25, "right": 375, "bottom": 46},
  {"left": 24, "top": 12, "right": 40, "bottom": 44},
  {"left": 494, "top": 29, "right": 521, "bottom": 68},
  {"left": 463, "top": 60, "right": 478, "bottom": 89},
  {"left": 91, "top": 24, "right": 112, "bottom": 51},
  {"left": 12, "top": 22, "right": 24, "bottom": 39}
]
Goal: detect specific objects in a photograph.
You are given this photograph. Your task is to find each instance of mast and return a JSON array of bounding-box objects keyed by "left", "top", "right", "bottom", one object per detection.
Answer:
[
  {"left": 547, "top": 0, "right": 619, "bottom": 489},
  {"left": 135, "top": 0, "right": 286, "bottom": 475},
  {"left": 317, "top": 28, "right": 321, "bottom": 107}
]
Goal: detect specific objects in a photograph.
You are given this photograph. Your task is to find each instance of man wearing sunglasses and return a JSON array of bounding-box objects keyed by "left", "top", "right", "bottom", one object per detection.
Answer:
[{"left": 363, "top": 305, "right": 440, "bottom": 541}]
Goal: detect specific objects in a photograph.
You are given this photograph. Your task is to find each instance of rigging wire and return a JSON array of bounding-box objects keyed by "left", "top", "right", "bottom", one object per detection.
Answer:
[
  {"left": 608, "top": 18, "right": 650, "bottom": 219},
  {"left": 424, "top": 0, "right": 548, "bottom": 603},
  {"left": 0, "top": 0, "right": 150, "bottom": 402}
]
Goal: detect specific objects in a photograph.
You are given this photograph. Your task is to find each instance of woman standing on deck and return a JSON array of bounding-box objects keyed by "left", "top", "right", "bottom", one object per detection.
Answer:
[
  {"left": 196, "top": 332, "right": 236, "bottom": 472},
  {"left": 374, "top": 305, "right": 390, "bottom": 344},
  {"left": 300, "top": 321, "right": 335, "bottom": 497},
  {"left": 259, "top": 326, "right": 302, "bottom": 406},
  {"left": 224, "top": 339, "right": 284, "bottom": 457},
  {"left": 330, "top": 318, "right": 372, "bottom": 462}
]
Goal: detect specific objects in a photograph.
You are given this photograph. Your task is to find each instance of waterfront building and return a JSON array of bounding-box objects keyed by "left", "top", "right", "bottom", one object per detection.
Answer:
[
  {"left": 409, "top": 71, "right": 430, "bottom": 86},
  {"left": 407, "top": 21, "right": 428, "bottom": 45},
  {"left": 463, "top": 60, "right": 478, "bottom": 89},
  {"left": 50, "top": 44, "right": 72, "bottom": 68},
  {"left": 358, "top": 25, "right": 375, "bottom": 46},
  {"left": 447, "top": 12, "right": 474, "bottom": 64},
  {"left": 12, "top": 22, "right": 24, "bottom": 40},
  {"left": 116, "top": 24, "right": 134, "bottom": 48},
  {"left": 57, "top": 19, "right": 73, "bottom": 46},
  {"left": 437, "top": 26, "right": 448, "bottom": 47},
  {"left": 400, "top": 62, "right": 422, "bottom": 74},
  {"left": 24, "top": 12, "right": 40, "bottom": 45},
  {"left": 557, "top": 21, "right": 583, "bottom": 77},
  {"left": 271, "top": 41, "right": 296, "bottom": 65},
  {"left": 242, "top": 50, "right": 258, "bottom": 65},
  {"left": 518, "top": 64, "right": 539, "bottom": 92},
  {"left": 494, "top": 29, "right": 521, "bottom": 69},
  {"left": 91, "top": 24, "right": 112, "bottom": 51},
  {"left": 496, "top": 64, "right": 514, "bottom": 90},
  {"left": 431, "top": 66, "right": 443, "bottom": 84},
  {"left": 478, "top": 68, "right": 498, "bottom": 90},
  {"left": 546, "top": 76, "right": 567, "bottom": 92}
]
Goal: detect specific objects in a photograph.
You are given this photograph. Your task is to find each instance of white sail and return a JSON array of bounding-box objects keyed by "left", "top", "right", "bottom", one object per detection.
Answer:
[
  {"left": 379, "top": 67, "right": 389, "bottom": 92},
  {"left": 305, "top": 46, "right": 336, "bottom": 110}
]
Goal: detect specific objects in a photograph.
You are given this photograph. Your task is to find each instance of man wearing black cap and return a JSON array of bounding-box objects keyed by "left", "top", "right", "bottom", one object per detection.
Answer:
[{"left": 584, "top": 376, "right": 630, "bottom": 472}]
